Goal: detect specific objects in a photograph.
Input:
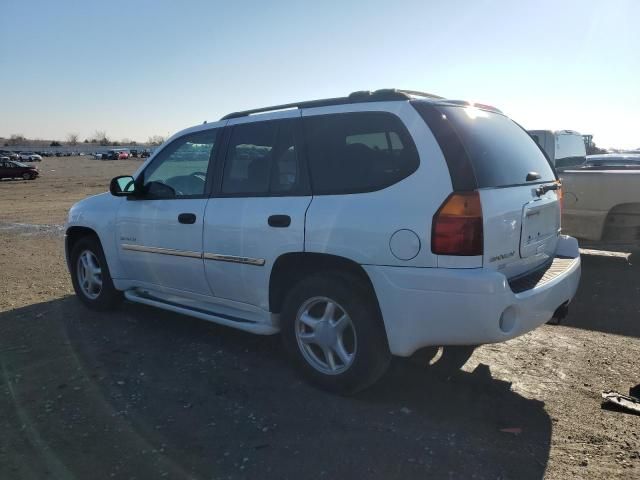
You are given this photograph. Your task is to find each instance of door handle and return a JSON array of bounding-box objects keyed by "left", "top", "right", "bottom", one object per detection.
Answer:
[
  {"left": 178, "top": 213, "right": 197, "bottom": 224},
  {"left": 268, "top": 214, "right": 291, "bottom": 228}
]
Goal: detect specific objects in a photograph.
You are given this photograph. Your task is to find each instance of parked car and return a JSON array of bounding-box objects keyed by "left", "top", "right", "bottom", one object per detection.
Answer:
[
  {"left": 528, "top": 130, "right": 587, "bottom": 169},
  {"left": 103, "top": 149, "right": 128, "bottom": 160},
  {"left": 129, "top": 149, "right": 139, "bottom": 158},
  {"left": 0, "top": 156, "right": 9, "bottom": 162},
  {"left": 55, "top": 152, "right": 64, "bottom": 157},
  {"left": 65, "top": 89, "right": 581, "bottom": 393},
  {"left": 140, "top": 149, "right": 151, "bottom": 158},
  {"left": 0, "top": 160, "right": 39, "bottom": 180},
  {"left": 18, "top": 152, "right": 42, "bottom": 162},
  {"left": 117, "top": 151, "right": 129, "bottom": 160},
  {"left": 559, "top": 154, "right": 640, "bottom": 245}
]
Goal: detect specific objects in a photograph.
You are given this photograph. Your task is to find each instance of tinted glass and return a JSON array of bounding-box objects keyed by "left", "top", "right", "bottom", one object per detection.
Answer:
[
  {"left": 222, "top": 122, "right": 278, "bottom": 195},
  {"left": 555, "top": 156, "right": 585, "bottom": 169},
  {"left": 222, "top": 120, "right": 302, "bottom": 196},
  {"left": 440, "top": 106, "right": 555, "bottom": 187},
  {"left": 586, "top": 155, "right": 640, "bottom": 166},
  {"left": 143, "top": 129, "right": 217, "bottom": 198},
  {"left": 270, "top": 123, "right": 300, "bottom": 194},
  {"left": 304, "top": 112, "right": 419, "bottom": 194}
]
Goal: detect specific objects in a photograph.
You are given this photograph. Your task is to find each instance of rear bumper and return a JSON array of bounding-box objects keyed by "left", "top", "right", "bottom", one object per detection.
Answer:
[{"left": 364, "top": 235, "right": 581, "bottom": 356}]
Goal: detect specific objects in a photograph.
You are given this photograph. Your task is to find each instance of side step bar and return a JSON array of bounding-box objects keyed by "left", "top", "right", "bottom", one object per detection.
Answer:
[{"left": 124, "top": 290, "right": 279, "bottom": 335}]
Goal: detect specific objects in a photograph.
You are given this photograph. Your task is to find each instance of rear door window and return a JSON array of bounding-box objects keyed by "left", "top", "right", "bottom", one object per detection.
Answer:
[
  {"left": 303, "top": 112, "right": 419, "bottom": 194},
  {"left": 413, "top": 102, "right": 556, "bottom": 189}
]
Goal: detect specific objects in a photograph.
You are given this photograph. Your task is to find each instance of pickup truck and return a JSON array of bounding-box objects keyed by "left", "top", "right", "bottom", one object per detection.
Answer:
[{"left": 559, "top": 154, "right": 640, "bottom": 245}]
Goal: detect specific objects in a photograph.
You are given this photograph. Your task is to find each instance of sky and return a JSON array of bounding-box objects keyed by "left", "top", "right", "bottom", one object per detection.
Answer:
[{"left": 1, "top": 0, "right": 638, "bottom": 149}]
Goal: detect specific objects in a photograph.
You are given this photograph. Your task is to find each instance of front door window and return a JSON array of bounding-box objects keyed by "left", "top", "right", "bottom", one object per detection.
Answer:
[{"left": 142, "top": 130, "right": 218, "bottom": 198}]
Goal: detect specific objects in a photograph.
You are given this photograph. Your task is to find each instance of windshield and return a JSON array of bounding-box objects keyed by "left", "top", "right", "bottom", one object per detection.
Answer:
[{"left": 13, "top": 161, "right": 28, "bottom": 167}]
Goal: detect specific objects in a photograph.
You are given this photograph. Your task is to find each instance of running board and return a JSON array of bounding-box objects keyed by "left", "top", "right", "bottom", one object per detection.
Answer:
[{"left": 124, "top": 290, "right": 278, "bottom": 335}]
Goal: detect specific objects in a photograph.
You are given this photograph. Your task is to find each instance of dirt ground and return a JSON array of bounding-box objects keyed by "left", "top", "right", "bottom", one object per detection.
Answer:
[{"left": 0, "top": 157, "right": 638, "bottom": 479}]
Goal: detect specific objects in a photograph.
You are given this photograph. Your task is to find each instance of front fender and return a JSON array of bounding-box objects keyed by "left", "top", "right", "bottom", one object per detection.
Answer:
[{"left": 66, "top": 193, "right": 124, "bottom": 279}]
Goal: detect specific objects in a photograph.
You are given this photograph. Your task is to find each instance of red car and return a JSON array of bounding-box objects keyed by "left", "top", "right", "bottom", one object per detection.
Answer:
[
  {"left": 0, "top": 159, "right": 39, "bottom": 180},
  {"left": 118, "top": 151, "right": 129, "bottom": 160}
]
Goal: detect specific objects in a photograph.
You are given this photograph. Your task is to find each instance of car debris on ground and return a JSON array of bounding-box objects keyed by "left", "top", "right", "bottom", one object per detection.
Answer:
[{"left": 601, "top": 389, "right": 640, "bottom": 415}]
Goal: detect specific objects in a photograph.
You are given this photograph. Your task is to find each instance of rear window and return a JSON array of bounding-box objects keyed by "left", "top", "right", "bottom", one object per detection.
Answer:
[
  {"left": 413, "top": 102, "right": 556, "bottom": 189},
  {"left": 303, "top": 112, "right": 419, "bottom": 194}
]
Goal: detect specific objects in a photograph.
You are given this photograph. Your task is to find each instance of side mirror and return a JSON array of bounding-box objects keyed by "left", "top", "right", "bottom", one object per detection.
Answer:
[{"left": 110, "top": 175, "right": 136, "bottom": 196}]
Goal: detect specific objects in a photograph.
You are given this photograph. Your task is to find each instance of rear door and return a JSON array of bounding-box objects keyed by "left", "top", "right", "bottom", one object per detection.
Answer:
[
  {"left": 414, "top": 102, "right": 560, "bottom": 278},
  {"left": 202, "top": 112, "right": 311, "bottom": 311}
]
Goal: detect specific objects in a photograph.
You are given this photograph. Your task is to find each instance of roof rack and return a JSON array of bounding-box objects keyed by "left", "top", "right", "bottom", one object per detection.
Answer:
[
  {"left": 220, "top": 88, "right": 443, "bottom": 120},
  {"left": 440, "top": 99, "right": 503, "bottom": 114},
  {"left": 395, "top": 89, "right": 444, "bottom": 100}
]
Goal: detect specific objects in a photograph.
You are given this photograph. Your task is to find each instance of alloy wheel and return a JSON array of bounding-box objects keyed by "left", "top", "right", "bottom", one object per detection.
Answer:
[
  {"left": 77, "top": 250, "right": 103, "bottom": 299},
  {"left": 295, "top": 296, "right": 357, "bottom": 375}
]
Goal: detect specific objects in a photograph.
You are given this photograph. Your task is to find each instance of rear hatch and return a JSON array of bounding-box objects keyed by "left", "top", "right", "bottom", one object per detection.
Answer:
[{"left": 413, "top": 101, "right": 561, "bottom": 279}]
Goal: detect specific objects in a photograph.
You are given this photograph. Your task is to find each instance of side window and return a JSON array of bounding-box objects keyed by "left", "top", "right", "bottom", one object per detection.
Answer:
[
  {"left": 304, "top": 112, "right": 419, "bottom": 194},
  {"left": 142, "top": 129, "right": 218, "bottom": 198},
  {"left": 270, "top": 123, "right": 300, "bottom": 194},
  {"left": 221, "top": 120, "right": 304, "bottom": 196}
]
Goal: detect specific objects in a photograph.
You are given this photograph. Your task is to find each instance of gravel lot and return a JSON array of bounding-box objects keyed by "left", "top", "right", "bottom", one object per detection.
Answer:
[{"left": 0, "top": 157, "right": 638, "bottom": 479}]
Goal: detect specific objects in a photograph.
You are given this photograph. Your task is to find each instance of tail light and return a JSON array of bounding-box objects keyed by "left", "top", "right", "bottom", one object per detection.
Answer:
[{"left": 432, "top": 191, "right": 483, "bottom": 255}]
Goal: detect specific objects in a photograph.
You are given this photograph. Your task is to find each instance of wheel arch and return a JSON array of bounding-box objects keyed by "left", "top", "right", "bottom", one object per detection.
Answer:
[
  {"left": 601, "top": 202, "right": 640, "bottom": 243},
  {"left": 65, "top": 225, "right": 121, "bottom": 275},
  {"left": 269, "top": 252, "right": 381, "bottom": 315},
  {"left": 65, "top": 226, "right": 98, "bottom": 266}
]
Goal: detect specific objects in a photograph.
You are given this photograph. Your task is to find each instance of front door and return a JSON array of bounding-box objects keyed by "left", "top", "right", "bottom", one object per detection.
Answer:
[
  {"left": 115, "top": 127, "right": 221, "bottom": 295},
  {"left": 203, "top": 114, "right": 311, "bottom": 310}
]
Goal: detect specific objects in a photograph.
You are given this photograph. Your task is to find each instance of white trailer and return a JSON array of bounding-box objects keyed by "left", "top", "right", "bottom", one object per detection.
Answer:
[{"left": 528, "top": 130, "right": 586, "bottom": 168}]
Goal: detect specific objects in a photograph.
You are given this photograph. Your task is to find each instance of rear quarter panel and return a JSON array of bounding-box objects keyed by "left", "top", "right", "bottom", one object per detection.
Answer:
[{"left": 303, "top": 101, "right": 453, "bottom": 267}]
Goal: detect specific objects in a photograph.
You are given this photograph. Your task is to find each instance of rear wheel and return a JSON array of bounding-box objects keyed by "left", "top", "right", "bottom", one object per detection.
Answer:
[
  {"left": 70, "top": 236, "right": 123, "bottom": 310},
  {"left": 281, "top": 273, "right": 390, "bottom": 394}
]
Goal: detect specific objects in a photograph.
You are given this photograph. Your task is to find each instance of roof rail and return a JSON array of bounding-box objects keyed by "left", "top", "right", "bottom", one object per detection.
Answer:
[
  {"left": 396, "top": 89, "right": 444, "bottom": 100},
  {"left": 441, "top": 99, "right": 503, "bottom": 114},
  {"left": 220, "top": 88, "right": 440, "bottom": 120}
]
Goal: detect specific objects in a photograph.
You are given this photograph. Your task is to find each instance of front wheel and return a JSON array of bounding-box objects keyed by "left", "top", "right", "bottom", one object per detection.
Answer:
[
  {"left": 22, "top": 172, "right": 31, "bottom": 180},
  {"left": 70, "top": 236, "right": 123, "bottom": 310},
  {"left": 281, "top": 273, "right": 391, "bottom": 394}
]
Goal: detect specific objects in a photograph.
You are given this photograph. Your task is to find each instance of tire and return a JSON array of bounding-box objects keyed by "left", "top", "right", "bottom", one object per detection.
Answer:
[
  {"left": 22, "top": 172, "right": 31, "bottom": 180},
  {"left": 70, "top": 235, "right": 123, "bottom": 310},
  {"left": 281, "top": 272, "right": 391, "bottom": 394}
]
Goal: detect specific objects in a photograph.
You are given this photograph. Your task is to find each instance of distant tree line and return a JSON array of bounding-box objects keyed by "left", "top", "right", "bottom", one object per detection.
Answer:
[{"left": 2, "top": 132, "right": 167, "bottom": 147}]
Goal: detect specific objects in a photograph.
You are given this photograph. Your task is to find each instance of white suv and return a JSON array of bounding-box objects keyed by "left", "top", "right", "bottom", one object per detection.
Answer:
[{"left": 65, "top": 89, "right": 581, "bottom": 393}]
